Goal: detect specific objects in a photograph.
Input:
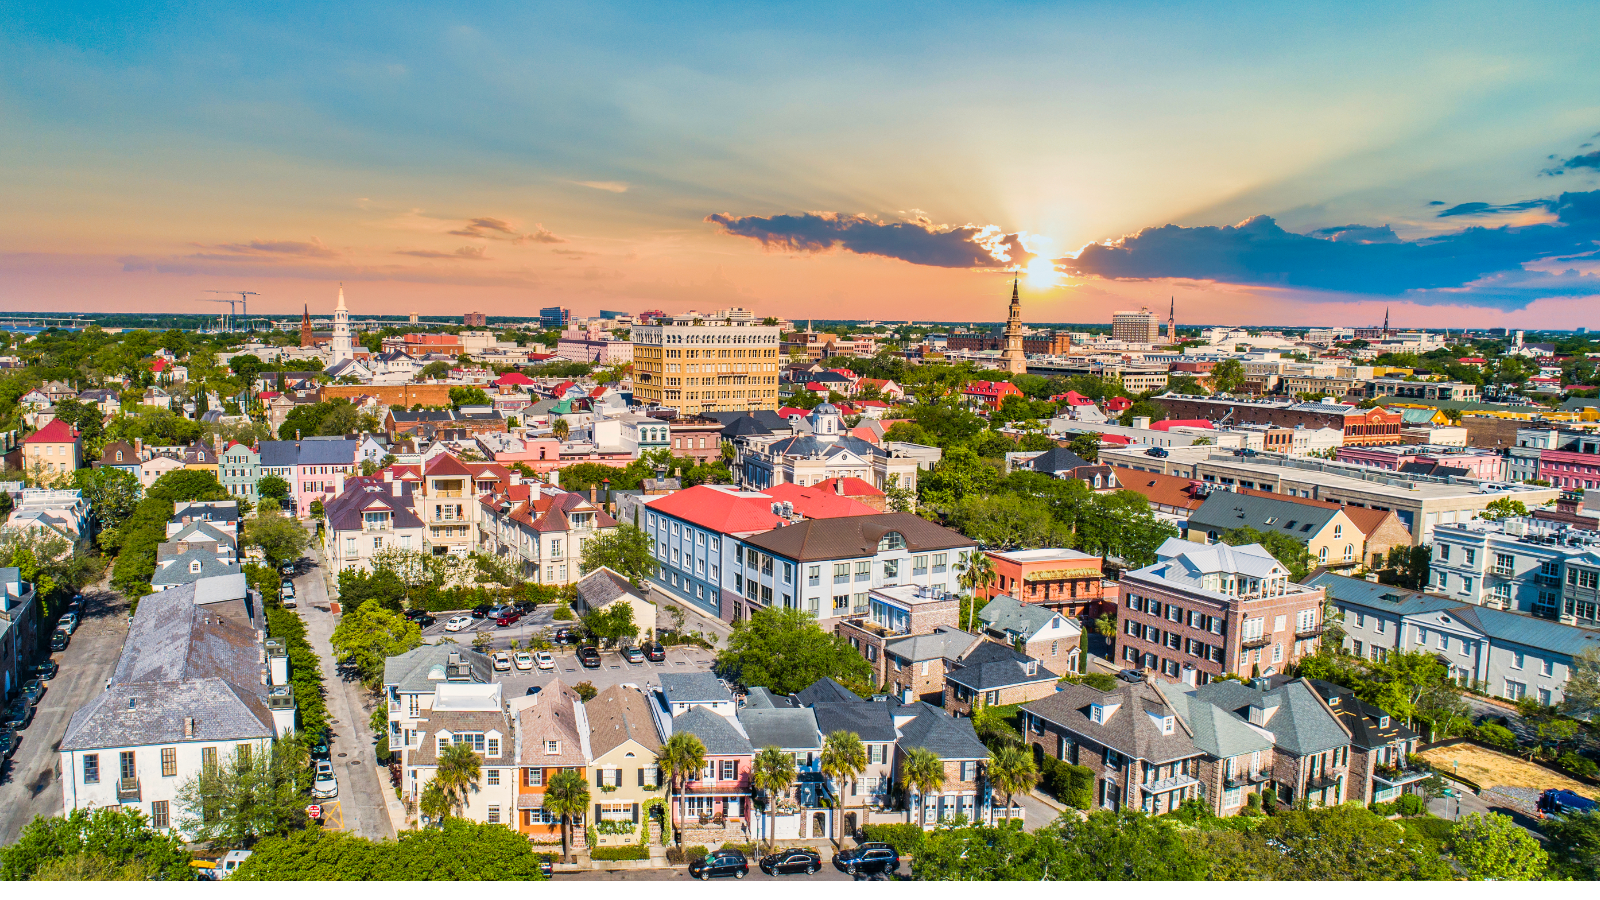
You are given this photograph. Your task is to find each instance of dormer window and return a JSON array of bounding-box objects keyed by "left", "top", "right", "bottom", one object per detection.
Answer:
[
  {"left": 545, "top": 740, "right": 560, "bottom": 755},
  {"left": 189, "top": 560, "right": 202, "bottom": 574},
  {"left": 1379, "top": 716, "right": 1390, "bottom": 729}
]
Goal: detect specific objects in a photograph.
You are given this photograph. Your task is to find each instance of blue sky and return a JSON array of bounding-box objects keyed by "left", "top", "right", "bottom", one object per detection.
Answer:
[{"left": 2, "top": 1, "right": 1598, "bottom": 326}]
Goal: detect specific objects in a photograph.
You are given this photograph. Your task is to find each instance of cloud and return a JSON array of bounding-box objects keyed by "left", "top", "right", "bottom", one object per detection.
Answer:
[
  {"left": 706, "top": 211, "right": 1024, "bottom": 268},
  {"left": 1545, "top": 150, "right": 1600, "bottom": 176},
  {"left": 1062, "top": 190, "right": 1600, "bottom": 307},
  {"left": 1435, "top": 199, "right": 1553, "bottom": 218},
  {"left": 574, "top": 181, "right": 629, "bottom": 193},
  {"left": 448, "top": 217, "right": 565, "bottom": 244},
  {"left": 395, "top": 246, "right": 489, "bottom": 260},
  {"left": 204, "top": 237, "right": 339, "bottom": 258}
]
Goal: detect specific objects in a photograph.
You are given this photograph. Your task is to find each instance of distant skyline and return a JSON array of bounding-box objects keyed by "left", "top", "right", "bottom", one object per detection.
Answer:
[{"left": 2, "top": 2, "right": 1599, "bottom": 328}]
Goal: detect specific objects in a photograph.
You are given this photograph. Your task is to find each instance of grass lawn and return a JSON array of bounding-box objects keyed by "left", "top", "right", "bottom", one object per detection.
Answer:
[{"left": 1417, "top": 743, "right": 1599, "bottom": 800}]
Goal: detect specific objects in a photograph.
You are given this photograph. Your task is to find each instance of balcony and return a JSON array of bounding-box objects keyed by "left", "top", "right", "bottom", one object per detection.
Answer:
[
  {"left": 1295, "top": 624, "right": 1326, "bottom": 639},
  {"left": 1240, "top": 636, "right": 1270, "bottom": 650},
  {"left": 1139, "top": 773, "right": 1201, "bottom": 795},
  {"left": 116, "top": 777, "right": 141, "bottom": 803},
  {"left": 1492, "top": 567, "right": 1515, "bottom": 579},
  {"left": 1373, "top": 765, "right": 1431, "bottom": 788},
  {"left": 1306, "top": 773, "right": 1342, "bottom": 791},
  {"left": 1535, "top": 573, "right": 1562, "bottom": 588}
]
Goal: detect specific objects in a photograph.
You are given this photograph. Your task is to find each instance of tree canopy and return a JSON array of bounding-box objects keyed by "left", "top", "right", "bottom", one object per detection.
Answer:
[
  {"left": 330, "top": 599, "right": 423, "bottom": 688},
  {"left": 579, "top": 523, "right": 658, "bottom": 585},
  {"left": 232, "top": 819, "right": 549, "bottom": 880},
  {"left": 716, "top": 606, "right": 871, "bottom": 695},
  {"left": 0, "top": 807, "right": 195, "bottom": 881}
]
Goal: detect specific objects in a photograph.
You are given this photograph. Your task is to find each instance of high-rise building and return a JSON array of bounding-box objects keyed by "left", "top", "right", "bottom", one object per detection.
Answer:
[
  {"left": 1001, "top": 278, "right": 1026, "bottom": 374},
  {"left": 631, "top": 316, "right": 781, "bottom": 415},
  {"left": 539, "top": 307, "right": 571, "bottom": 329},
  {"left": 331, "top": 287, "right": 353, "bottom": 363},
  {"left": 463, "top": 312, "right": 486, "bottom": 327},
  {"left": 1111, "top": 309, "right": 1161, "bottom": 344}
]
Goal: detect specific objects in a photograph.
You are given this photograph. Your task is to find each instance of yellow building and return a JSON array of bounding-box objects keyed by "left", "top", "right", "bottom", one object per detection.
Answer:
[
  {"left": 21, "top": 419, "right": 82, "bottom": 484},
  {"left": 631, "top": 317, "right": 781, "bottom": 415}
]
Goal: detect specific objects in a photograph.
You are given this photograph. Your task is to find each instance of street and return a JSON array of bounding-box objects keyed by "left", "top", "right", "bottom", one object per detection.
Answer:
[
  {"left": 293, "top": 550, "right": 397, "bottom": 841},
  {"left": 0, "top": 580, "right": 127, "bottom": 845},
  {"left": 559, "top": 862, "right": 884, "bottom": 882}
]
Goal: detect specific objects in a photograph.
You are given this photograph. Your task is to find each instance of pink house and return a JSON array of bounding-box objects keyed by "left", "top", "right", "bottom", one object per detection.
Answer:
[{"left": 1336, "top": 445, "right": 1503, "bottom": 481}]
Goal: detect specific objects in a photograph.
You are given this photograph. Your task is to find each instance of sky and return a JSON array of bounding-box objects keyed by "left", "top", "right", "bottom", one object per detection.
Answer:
[{"left": 2, "top": 1, "right": 1599, "bottom": 329}]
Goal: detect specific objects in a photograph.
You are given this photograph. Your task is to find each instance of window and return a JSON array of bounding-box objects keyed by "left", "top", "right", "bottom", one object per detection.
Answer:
[
  {"left": 151, "top": 800, "right": 170, "bottom": 830},
  {"left": 1465, "top": 548, "right": 1476, "bottom": 566},
  {"left": 161, "top": 747, "right": 177, "bottom": 777},
  {"left": 1273, "top": 642, "right": 1283, "bottom": 663},
  {"left": 1542, "top": 658, "right": 1554, "bottom": 677},
  {"left": 202, "top": 746, "right": 218, "bottom": 770},
  {"left": 833, "top": 563, "right": 849, "bottom": 585},
  {"left": 83, "top": 754, "right": 99, "bottom": 784},
  {"left": 487, "top": 769, "right": 501, "bottom": 786},
  {"left": 1439, "top": 544, "right": 1450, "bottom": 562},
  {"left": 120, "top": 751, "right": 137, "bottom": 780},
  {"left": 834, "top": 595, "right": 850, "bottom": 612},
  {"left": 1504, "top": 680, "right": 1526, "bottom": 701},
  {"left": 913, "top": 555, "right": 928, "bottom": 574},
  {"left": 808, "top": 565, "right": 820, "bottom": 586},
  {"left": 487, "top": 805, "right": 501, "bottom": 824},
  {"left": 720, "top": 760, "right": 738, "bottom": 781},
  {"left": 883, "top": 558, "right": 899, "bottom": 580},
  {"left": 1511, "top": 651, "right": 1524, "bottom": 669},
  {"left": 933, "top": 553, "right": 948, "bottom": 573},
  {"left": 959, "top": 761, "right": 976, "bottom": 781},
  {"left": 1333, "top": 524, "right": 1342, "bottom": 538}
]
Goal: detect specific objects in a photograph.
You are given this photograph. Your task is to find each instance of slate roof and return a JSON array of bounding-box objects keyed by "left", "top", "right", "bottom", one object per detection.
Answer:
[
  {"left": 588, "top": 684, "right": 663, "bottom": 758},
  {"left": 737, "top": 706, "right": 821, "bottom": 751},
  {"left": 979, "top": 595, "right": 1079, "bottom": 640},
  {"left": 895, "top": 706, "right": 988, "bottom": 760},
  {"left": 659, "top": 671, "right": 733, "bottom": 705},
  {"left": 383, "top": 644, "right": 493, "bottom": 693},
  {"left": 721, "top": 417, "right": 774, "bottom": 439},
  {"left": 1190, "top": 679, "right": 1348, "bottom": 757},
  {"left": 151, "top": 550, "right": 242, "bottom": 587},
  {"left": 810, "top": 700, "right": 898, "bottom": 743},
  {"left": 167, "top": 521, "right": 235, "bottom": 547},
  {"left": 573, "top": 567, "right": 646, "bottom": 612},
  {"left": 793, "top": 677, "right": 862, "bottom": 706},
  {"left": 323, "top": 479, "right": 424, "bottom": 532},
  {"left": 1307, "top": 679, "right": 1416, "bottom": 751},
  {"left": 1022, "top": 682, "right": 1200, "bottom": 765},
  {"left": 740, "top": 512, "right": 974, "bottom": 562},
  {"left": 255, "top": 439, "right": 358, "bottom": 466},
  {"left": 946, "top": 641, "right": 1058, "bottom": 692},
  {"left": 1025, "top": 447, "right": 1098, "bottom": 474},
  {"left": 883, "top": 626, "right": 982, "bottom": 664},
  {"left": 1188, "top": 492, "right": 1341, "bottom": 540},
  {"left": 705, "top": 410, "right": 791, "bottom": 433},
  {"left": 413, "top": 708, "right": 511, "bottom": 766},
  {"left": 517, "top": 679, "right": 591, "bottom": 767},
  {"left": 1157, "top": 683, "right": 1274, "bottom": 759},
  {"left": 672, "top": 705, "right": 753, "bottom": 755}
]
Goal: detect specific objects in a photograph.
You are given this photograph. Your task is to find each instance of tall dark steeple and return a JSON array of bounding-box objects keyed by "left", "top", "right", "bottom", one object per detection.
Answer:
[
  {"left": 1383, "top": 306, "right": 1390, "bottom": 336},
  {"left": 1168, "top": 296, "right": 1176, "bottom": 342},
  {"left": 299, "top": 304, "right": 313, "bottom": 348}
]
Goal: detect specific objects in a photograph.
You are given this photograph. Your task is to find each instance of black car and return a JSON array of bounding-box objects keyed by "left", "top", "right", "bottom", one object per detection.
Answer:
[
  {"left": 551, "top": 627, "right": 574, "bottom": 645},
  {"left": 27, "top": 661, "right": 57, "bottom": 681},
  {"left": 49, "top": 630, "right": 69, "bottom": 652},
  {"left": 20, "top": 679, "right": 45, "bottom": 707},
  {"left": 832, "top": 844, "right": 899, "bottom": 877},
  {"left": 470, "top": 603, "right": 495, "bottom": 619},
  {"left": 759, "top": 848, "right": 821, "bottom": 876},
  {"left": 3, "top": 700, "right": 33, "bottom": 730},
  {"left": 688, "top": 849, "right": 748, "bottom": 880},
  {"left": 0, "top": 727, "right": 16, "bottom": 761},
  {"left": 577, "top": 647, "right": 602, "bottom": 669},
  {"left": 404, "top": 609, "right": 436, "bottom": 626},
  {"left": 308, "top": 730, "right": 331, "bottom": 758},
  {"left": 642, "top": 642, "right": 666, "bottom": 662}
]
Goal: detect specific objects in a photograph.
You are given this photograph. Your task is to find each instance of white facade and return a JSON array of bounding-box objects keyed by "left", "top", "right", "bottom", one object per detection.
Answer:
[{"left": 331, "top": 287, "right": 354, "bottom": 364}]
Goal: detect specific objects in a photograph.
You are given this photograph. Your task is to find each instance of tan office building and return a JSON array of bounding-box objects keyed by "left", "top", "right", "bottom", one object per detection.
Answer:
[
  {"left": 631, "top": 317, "right": 781, "bottom": 414},
  {"left": 1111, "top": 309, "right": 1161, "bottom": 344}
]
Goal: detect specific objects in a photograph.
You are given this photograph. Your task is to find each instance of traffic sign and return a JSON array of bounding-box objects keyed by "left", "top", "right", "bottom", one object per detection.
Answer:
[{"left": 306, "top": 804, "right": 322, "bottom": 819}]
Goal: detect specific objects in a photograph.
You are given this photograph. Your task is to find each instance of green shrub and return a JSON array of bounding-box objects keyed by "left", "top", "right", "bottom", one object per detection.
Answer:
[
  {"left": 1080, "top": 672, "right": 1117, "bottom": 691},
  {"left": 1369, "top": 801, "right": 1395, "bottom": 817},
  {"left": 553, "top": 601, "right": 575, "bottom": 621},
  {"left": 1398, "top": 815, "right": 1453, "bottom": 853},
  {"left": 719, "top": 841, "right": 757, "bottom": 856},
  {"left": 1557, "top": 752, "right": 1599, "bottom": 780},
  {"left": 1476, "top": 722, "right": 1517, "bottom": 753},
  {"left": 589, "top": 845, "right": 650, "bottom": 861},
  {"left": 1060, "top": 763, "right": 1095, "bottom": 810},
  {"left": 860, "top": 823, "right": 926, "bottom": 856},
  {"left": 1394, "top": 793, "right": 1429, "bottom": 817},
  {"left": 665, "top": 845, "right": 708, "bottom": 865}
]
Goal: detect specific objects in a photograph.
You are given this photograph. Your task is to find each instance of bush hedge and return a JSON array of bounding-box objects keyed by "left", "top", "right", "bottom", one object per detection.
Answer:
[
  {"left": 589, "top": 845, "right": 650, "bottom": 861},
  {"left": 860, "top": 823, "right": 926, "bottom": 856},
  {"left": 665, "top": 845, "right": 708, "bottom": 865},
  {"left": 265, "top": 606, "right": 329, "bottom": 737},
  {"left": 1037, "top": 756, "right": 1094, "bottom": 809}
]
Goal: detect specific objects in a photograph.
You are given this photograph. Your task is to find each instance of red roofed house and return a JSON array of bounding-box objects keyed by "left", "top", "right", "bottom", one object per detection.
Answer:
[
  {"left": 962, "top": 380, "right": 1023, "bottom": 410},
  {"left": 766, "top": 478, "right": 885, "bottom": 516},
  {"left": 22, "top": 419, "right": 82, "bottom": 482},
  {"left": 857, "top": 378, "right": 905, "bottom": 401},
  {"left": 1104, "top": 396, "right": 1133, "bottom": 414},
  {"left": 493, "top": 372, "right": 536, "bottom": 388},
  {"left": 1149, "top": 419, "right": 1213, "bottom": 431},
  {"left": 477, "top": 480, "right": 618, "bottom": 585}
]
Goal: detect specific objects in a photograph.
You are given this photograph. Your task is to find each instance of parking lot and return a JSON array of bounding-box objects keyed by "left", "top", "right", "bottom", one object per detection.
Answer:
[{"left": 484, "top": 644, "right": 719, "bottom": 696}]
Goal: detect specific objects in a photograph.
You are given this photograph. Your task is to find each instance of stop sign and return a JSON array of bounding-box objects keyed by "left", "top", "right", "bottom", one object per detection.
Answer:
[{"left": 306, "top": 804, "right": 322, "bottom": 819}]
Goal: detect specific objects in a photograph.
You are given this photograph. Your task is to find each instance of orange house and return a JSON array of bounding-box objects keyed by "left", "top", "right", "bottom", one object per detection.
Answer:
[
  {"left": 516, "top": 679, "right": 590, "bottom": 841},
  {"left": 980, "top": 548, "right": 1110, "bottom": 619}
]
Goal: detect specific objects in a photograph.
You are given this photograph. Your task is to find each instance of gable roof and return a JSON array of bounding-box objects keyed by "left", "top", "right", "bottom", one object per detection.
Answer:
[
  {"left": 382, "top": 643, "right": 493, "bottom": 693},
  {"left": 24, "top": 419, "right": 78, "bottom": 444},
  {"left": 587, "top": 684, "right": 662, "bottom": 757},
  {"left": 884, "top": 626, "right": 982, "bottom": 664},
  {"left": 740, "top": 512, "right": 974, "bottom": 562},
  {"left": 1188, "top": 492, "right": 1342, "bottom": 540},
  {"left": 573, "top": 566, "right": 647, "bottom": 612},
  {"left": 516, "top": 679, "right": 590, "bottom": 767},
  {"left": 979, "top": 595, "right": 1079, "bottom": 640},
  {"left": 1307, "top": 679, "right": 1416, "bottom": 750},
  {"left": 793, "top": 677, "right": 861, "bottom": 706},
  {"left": 895, "top": 706, "right": 988, "bottom": 760},
  {"left": 1023, "top": 681, "right": 1198, "bottom": 764},
  {"left": 945, "top": 641, "right": 1057, "bottom": 692},
  {"left": 809, "top": 700, "right": 898, "bottom": 743},
  {"left": 1025, "top": 447, "right": 1097, "bottom": 474},
  {"left": 1119, "top": 470, "right": 1208, "bottom": 512},
  {"left": 659, "top": 671, "right": 733, "bottom": 705},
  {"left": 672, "top": 705, "right": 753, "bottom": 755}
]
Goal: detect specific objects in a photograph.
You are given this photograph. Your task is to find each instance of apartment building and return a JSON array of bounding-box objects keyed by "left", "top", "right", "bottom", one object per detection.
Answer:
[
  {"left": 1309, "top": 679, "right": 1425, "bottom": 806},
  {"left": 477, "top": 482, "right": 618, "bottom": 586},
  {"left": 1311, "top": 571, "right": 1600, "bottom": 704},
  {"left": 403, "top": 681, "right": 515, "bottom": 826},
  {"left": 0, "top": 567, "right": 38, "bottom": 698},
  {"left": 323, "top": 474, "right": 428, "bottom": 573},
  {"left": 1335, "top": 444, "right": 1504, "bottom": 482},
  {"left": 1185, "top": 492, "right": 1366, "bottom": 570},
  {"left": 631, "top": 317, "right": 781, "bottom": 415},
  {"left": 1364, "top": 378, "right": 1481, "bottom": 403},
  {"left": 1111, "top": 309, "right": 1162, "bottom": 344},
  {"left": 1152, "top": 396, "right": 1404, "bottom": 446},
  {"left": 1117, "top": 538, "right": 1326, "bottom": 684},
  {"left": 640, "top": 485, "right": 802, "bottom": 620},
  {"left": 975, "top": 548, "right": 1110, "bottom": 619},
  {"left": 258, "top": 439, "right": 360, "bottom": 518}
]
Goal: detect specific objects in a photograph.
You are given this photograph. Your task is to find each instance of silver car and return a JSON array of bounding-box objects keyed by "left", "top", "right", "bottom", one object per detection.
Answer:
[{"left": 312, "top": 759, "right": 338, "bottom": 799}]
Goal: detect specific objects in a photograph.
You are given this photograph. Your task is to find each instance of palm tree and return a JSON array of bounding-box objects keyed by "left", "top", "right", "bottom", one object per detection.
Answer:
[
  {"left": 956, "top": 551, "right": 996, "bottom": 632},
  {"left": 659, "top": 732, "right": 706, "bottom": 844},
  {"left": 751, "top": 746, "right": 797, "bottom": 850},
  {"left": 820, "top": 730, "right": 867, "bottom": 845},
  {"left": 433, "top": 741, "right": 481, "bottom": 817},
  {"left": 552, "top": 417, "right": 570, "bottom": 441},
  {"left": 899, "top": 747, "right": 946, "bottom": 827},
  {"left": 544, "top": 769, "right": 591, "bottom": 863},
  {"left": 986, "top": 744, "right": 1039, "bottom": 825}
]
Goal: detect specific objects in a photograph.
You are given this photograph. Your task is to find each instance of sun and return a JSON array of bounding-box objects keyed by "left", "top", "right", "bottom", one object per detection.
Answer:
[{"left": 1025, "top": 254, "right": 1060, "bottom": 289}]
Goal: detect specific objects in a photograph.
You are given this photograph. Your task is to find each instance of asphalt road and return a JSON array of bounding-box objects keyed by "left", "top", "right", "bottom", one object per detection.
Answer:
[
  {"left": 0, "top": 580, "right": 127, "bottom": 845},
  {"left": 559, "top": 862, "right": 889, "bottom": 882},
  {"left": 293, "top": 554, "right": 396, "bottom": 841}
]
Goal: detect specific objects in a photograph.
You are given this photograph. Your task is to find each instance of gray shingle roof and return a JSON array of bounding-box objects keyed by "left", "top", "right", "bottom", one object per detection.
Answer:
[
  {"left": 737, "top": 706, "right": 821, "bottom": 751},
  {"left": 151, "top": 550, "right": 242, "bottom": 587},
  {"left": 895, "top": 706, "right": 987, "bottom": 760},
  {"left": 810, "top": 701, "right": 898, "bottom": 743},
  {"left": 383, "top": 644, "right": 493, "bottom": 693},
  {"left": 573, "top": 567, "right": 645, "bottom": 612},
  {"left": 1158, "top": 683, "right": 1274, "bottom": 759},
  {"left": 793, "top": 677, "right": 861, "bottom": 706},
  {"left": 979, "top": 596, "right": 1074, "bottom": 640},
  {"left": 945, "top": 641, "right": 1057, "bottom": 692},
  {"left": 1188, "top": 492, "right": 1340, "bottom": 540},
  {"left": 740, "top": 512, "right": 974, "bottom": 562},
  {"left": 659, "top": 671, "right": 733, "bottom": 706},
  {"left": 884, "top": 626, "right": 979, "bottom": 664},
  {"left": 672, "top": 705, "right": 753, "bottom": 755},
  {"left": 1023, "top": 682, "right": 1199, "bottom": 765},
  {"left": 1190, "top": 679, "right": 1348, "bottom": 757}
]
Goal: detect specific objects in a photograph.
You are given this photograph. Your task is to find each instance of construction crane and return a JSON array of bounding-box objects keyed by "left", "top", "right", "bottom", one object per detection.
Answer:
[
  {"left": 208, "top": 290, "right": 260, "bottom": 331},
  {"left": 198, "top": 298, "right": 237, "bottom": 332}
]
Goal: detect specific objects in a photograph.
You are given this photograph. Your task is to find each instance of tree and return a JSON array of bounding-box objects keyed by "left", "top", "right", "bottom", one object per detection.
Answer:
[
  {"left": 244, "top": 509, "right": 309, "bottom": 565},
  {"left": 580, "top": 602, "right": 638, "bottom": 648},
  {"left": 1451, "top": 812, "right": 1548, "bottom": 880},
  {"left": 1242, "top": 802, "right": 1448, "bottom": 880},
  {"left": 1118, "top": 399, "right": 1168, "bottom": 427},
  {"left": 1562, "top": 647, "right": 1600, "bottom": 721},
  {"left": 1210, "top": 358, "right": 1246, "bottom": 394},
  {"left": 1067, "top": 432, "right": 1101, "bottom": 463},
  {"left": 176, "top": 736, "right": 311, "bottom": 846},
  {"left": 716, "top": 607, "right": 871, "bottom": 695},
  {"left": 233, "top": 819, "right": 548, "bottom": 880},
  {"left": 1480, "top": 497, "right": 1529, "bottom": 521},
  {"left": 0, "top": 806, "right": 194, "bottom": 881},
  {"left": 543, "top": 768, "right": 590, "bottom": 863},
  {"left": 551, "top": 418, "right": 570, "bottom": 441},
  {"left": 418, "top": 360, "right": 452, "bottom": 381},
  {"left": 72, "top": 465, "right": 142, "bottom": 550},
  {"left": 659, "top": 732, "right": 706, "bottom": 844},
  {"left": 330, "top": 599, "right": 423, "bottom": 688},
  {"left": 955, "top": 550, "right": 996, "bottom": 632},
  {"left": 432, "top": 741, "right": 482, "bottom": 819},
  {"left": 448, "top": 386, "right": 492, "bottom": 408},
  {"left": 578, "top": 524, "right": 657, "bottom": 585},
  {"left": 912, "top": 809, "right": 1208, "bottom": 881},
  {"left": 986, "top": 743, "right": 1039, "bottom": 822},
  {"left": 821, "top": 730, "right": 867, "bottom": 845},
  {"left": 899, "top": 746, "right": 945, "bottom": 826},
  {"left": 883, "top": 473, "right": 916, "bottom": 513},
  {"left": 1542, "top": 809, "right": 1600, "bottom": 880},
  {"left": 258, "top": 474, "right": 291, "bottom": 507},
  {"left": 751, "top": 745, "right": 797, "bottom": 848}
]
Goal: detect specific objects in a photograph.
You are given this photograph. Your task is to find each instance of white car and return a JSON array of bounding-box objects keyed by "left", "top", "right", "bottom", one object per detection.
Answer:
[
  {"left": 534, "top": 651, "right": 555, "bottom": 671},
  {"left": 493, "top": 651, "right": 512, "bottom": 672},
  {"left": 514, "top": 651, "right": 534, "bottom": 671},
  {"left": 445, "top": 615, "right": 473, "bottom": 632},
  {"left": 311, "top": 760, "right": 338, "bottom": 799}
]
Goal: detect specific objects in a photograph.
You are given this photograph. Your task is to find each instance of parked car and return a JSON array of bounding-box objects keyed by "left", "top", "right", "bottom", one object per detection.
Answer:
[
  {"left": 470, "top": 603, "right": 494, "bottom": 619},
  {"left": 280, "top": 581, "right": 295, "bottom": 600},
  {"left": 281, "top": 590, "right": 296, "bottom": 609},
  {"left": 311, "top": 760, "right": 338, "bottom": 799},
  {"left": 688, "top": 849, "right": 748, "bottom": 880},
  {"left": 1539, "top": 788, "right": 1598, "bottom": 818},
  {"left": 534, "top": 651, "right": 555, "bottom": 671},
  {"left": 485, "top": 605, "right": 512, "bottom": 620},
  {"left": 445, "top": 615, "right": 473, "bottom": 632},
  {"left": 760, "top": 848, "right": 821, "bottom": 876},
  {"left": 308, "top": 730, "right": 331, "bottom": 758},
  {"left": 577, "top": 647, "right": 602, "bottom": 669},
  {"left": 551, "top": 628, "right": 574, "bottom": 645},
  {"left": 3, "top": 700, "right": 33, "bottom": 730},
  {"left": 27, "top": 660, "right": 57, "bottom": 681},
  {"left": 538, "top": 857, "right": 553, "bottom": 877},
  {"left": 50, "top": 630, "right": 69, "bottom": 652},
  {"left": 0, "top": 726, "right": 16, "bottom": 760},
  {"left": 404, "top": 610, "right": 436, "bottom": 627},
  {"left": 622, "top": 646, "right": 645, "bottom": 664},
  {"left": 493, "top": 651, "right": 513, "bottom": 672},
  {"left": 514, "top": 651, "right": 534, "bottom": 671},
  {"left": 832, "top": 844, "right": 899, "bottom": 877},
  {"left": 19, "top": 679, "right": 45, "bottom": 707},
  {"left": 643, "top": 642, "right": 666, "bottom": 662},
  {"left": 495, "top": 609, "right": 522, "bottom": 627},
  {"left": 280, "top": 562, "right": 296, "bottom": 576},
  {"left": 1116, "top": 669, "right": 1144, "bottom": 684},
  {"left": 57, "top": 613, "right": 79, "bottom": 636}
]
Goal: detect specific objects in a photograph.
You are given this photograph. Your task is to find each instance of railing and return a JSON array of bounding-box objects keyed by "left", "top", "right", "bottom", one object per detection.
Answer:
[
  {"left": 1295, "top": 625, "right": 1326, "bottom": 639},
  {"left": 1492, "top": 567, "right": 1515, "bottom": 578},
  {"left": 1241, "top": 636, "right": 1270, "bottom": 650},
  {"left": 116, "top": 777, "right": 141, "bottom": 802}
]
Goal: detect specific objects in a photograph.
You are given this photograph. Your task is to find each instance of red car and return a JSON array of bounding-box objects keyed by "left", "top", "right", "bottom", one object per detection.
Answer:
[{"left": 495, "top": 609, "right": 523, "bottom": 627}]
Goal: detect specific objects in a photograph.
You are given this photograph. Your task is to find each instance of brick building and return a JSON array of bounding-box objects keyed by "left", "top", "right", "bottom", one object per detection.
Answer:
[
  {"left": 945, "top": 330, "right": 1073, "bottom": 356},
  {"left": 977, "top": 548, "right": 1110, "bottom": 619},
  {"left": 1152, "top": 397, "right": 1404, "bottom": 446},
  {"left": 838, "top": 584, "right": 961, "bottom": 684}
]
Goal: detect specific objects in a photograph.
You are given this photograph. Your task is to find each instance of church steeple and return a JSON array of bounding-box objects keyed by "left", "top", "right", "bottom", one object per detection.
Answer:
[
  {"left": 299, "top": 304, "right": 313, "bottom": 348},
  {"left": 1001, "top": 273, "right": 1026, "bottom": 375}
]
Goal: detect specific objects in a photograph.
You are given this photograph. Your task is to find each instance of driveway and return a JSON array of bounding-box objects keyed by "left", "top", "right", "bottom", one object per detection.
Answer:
[
  {"left": 0, "top": 581, "right": 127, "bottom": 845},
  {"left": 293, "top": 553, "right": 396, "bottom": 841}
]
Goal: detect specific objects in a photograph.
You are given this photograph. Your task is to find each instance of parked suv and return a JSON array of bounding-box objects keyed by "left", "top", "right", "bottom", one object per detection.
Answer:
[
  {"left": 577, "top": 647, "right": 602, "bottom": 669},
  {"left": 642, "top": 642, "right": 666, "bottom": 662},
  {"left": 688, "top": 849, "right": 748, "bottom": 880},
  {"left": 50, "top": 630, "right": 69, "bottom": 652},
  {"left": 760, "top": 848, "right": 821, "bottom": 876},
  {"left": 1539, "top": 788, "right": 1598, "bottom": 818},
  {"left": 3, "top": 700, "right": 33, "bottom": 730},
  {"left": 832, "top": 843, "right": 899, "bottom": 877}
]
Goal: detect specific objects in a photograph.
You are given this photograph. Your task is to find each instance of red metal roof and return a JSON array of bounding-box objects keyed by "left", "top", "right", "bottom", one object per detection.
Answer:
[
  {"left": 24, "top": 419, "right": 78, "bottom": 443},
  {"left": 646, "top": 486, "right": 785, "bottom": 535}
]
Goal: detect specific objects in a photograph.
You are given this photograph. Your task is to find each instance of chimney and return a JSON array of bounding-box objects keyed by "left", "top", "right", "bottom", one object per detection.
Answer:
[
  {"left": 392, "top": 479, "right": 402, "bottom": 497},
  {"left": 134, "top": 437, "right": 143, "bottom": 456},
  {"left": 833, "top": 478, "right": 843, "bottom": 496},
  {"left": 590, "top": 486, "right": 597, "bottom": 504},
  {"left": 509, "top": 471, "right": 521, "bottom": 486},
  {"left": 383, "top": 468, "right": 393, "bottom": 483},
  {"left": 335, "top": 471, "right": 346, "bottom": 496},
  {"left": 184, "top": 717, "right": 196, "bottom": 738},
  {"left": 296, "top": 430, "right": 302, "bottom": 440}
]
